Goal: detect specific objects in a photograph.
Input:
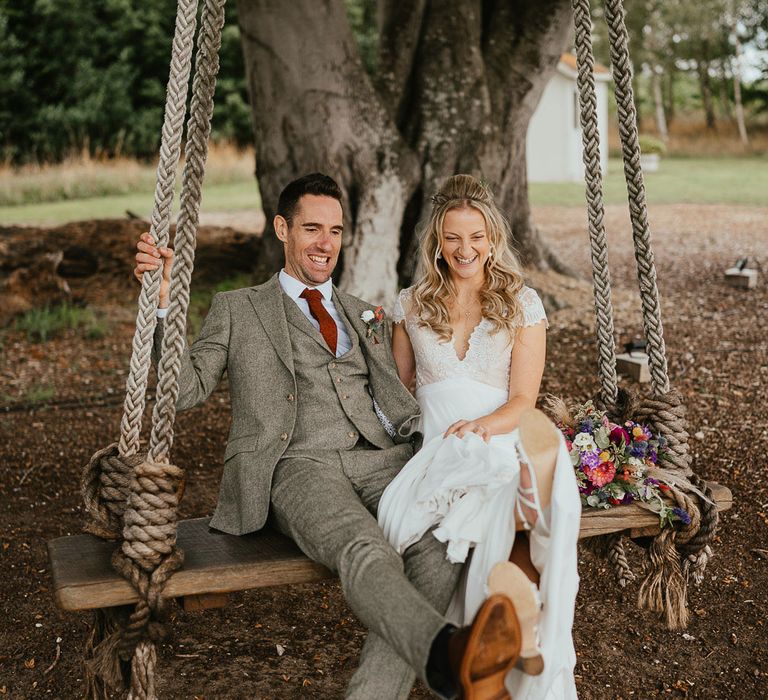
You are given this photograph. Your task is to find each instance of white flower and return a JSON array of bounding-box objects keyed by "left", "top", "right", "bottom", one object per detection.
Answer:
[
  {"left": 361, "top": 309, "right": 375, "bottom": 323},
  {"left": 573, "top": 432, "right": 596, "bottom": 452}
]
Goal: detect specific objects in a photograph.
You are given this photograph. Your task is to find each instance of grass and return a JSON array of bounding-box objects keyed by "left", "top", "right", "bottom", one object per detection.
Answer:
[
  {"left": 0, "top": 143, "right": 254, "bottom": 207},
  {"left": 24, "top": 384, "right": 56, "bottom": 405},
  {"left": 13, "top": 303, "right": 110, "bottom": 343},
  {"left": 529, "top": 156, "right": 768, "bottom": 207},
  {"left": 0, "top": 154, "right": 764, "bottom": 227},
  {"left": 0, "top": 180, "right": 261, "bottom": 226}
]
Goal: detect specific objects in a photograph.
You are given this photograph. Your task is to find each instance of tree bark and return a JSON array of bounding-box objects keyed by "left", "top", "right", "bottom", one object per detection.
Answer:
[
  {"left": 697, "top": 60, "right": 717, "bottom": 130},
  {"left": 651, "top": 66, "right": 668, "bottom": 142},
  {"left": 236, "top": 0, "right": 421, "bottom": 302},
  {"left": 238, "top": 0, "right": 574, "bottom": 301},
  {"left": 379, "top": 0, "right": 574, "bottom": 279},
  {"left": 730, "top": 16, "right": 749, "bottom": 146},
  {"left": 663, "top": 65, "right": 675, "bottom": 125}
]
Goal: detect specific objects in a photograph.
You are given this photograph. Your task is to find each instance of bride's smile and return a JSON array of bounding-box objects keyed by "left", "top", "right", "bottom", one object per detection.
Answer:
[{"left": 440, "top": 206, "right": 491, "bottom": 282}]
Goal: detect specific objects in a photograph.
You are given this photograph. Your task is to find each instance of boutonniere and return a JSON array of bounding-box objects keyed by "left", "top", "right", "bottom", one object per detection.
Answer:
[{"left": 361, "top": 306, "right": 385, "bottom": 344}]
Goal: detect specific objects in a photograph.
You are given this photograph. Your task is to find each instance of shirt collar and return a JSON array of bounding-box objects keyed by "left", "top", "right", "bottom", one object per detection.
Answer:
[{"left": 279, "top": 269, "right": 334, "bottom": 301}]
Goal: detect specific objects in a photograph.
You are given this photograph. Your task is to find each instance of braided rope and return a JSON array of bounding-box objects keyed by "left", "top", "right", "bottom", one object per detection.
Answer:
[
  {"left": 115, "top": 2, "right": 227, "bottom": 696},
  {"left": 149, "top": 0, "right": 227, "bottom": 464},
  {"left": 81, "top": 1, "right": 226, "bottom": 697},
  {"left": 606, "top": 533, "right": 636, "bottom": 588},
  {"left": 603, "top": 0, "right": 670, "bottom": 396},
  {"left": 571, "top": 0, "right": 619, "bottom": 408},
  {"left": 117, "top": 0, "right": 200, "bottom": 458}
]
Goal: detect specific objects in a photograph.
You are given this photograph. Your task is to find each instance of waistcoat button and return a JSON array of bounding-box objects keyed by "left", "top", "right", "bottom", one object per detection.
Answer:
[
  {"left": 280, "top": 432, "right": 288, "bottom": 441},
  {"left": 329, "top": 361, "right": 337, "bottom": 369},
  {"left": 347, "top": 431, "right": 357, "bottom": 439},
  {"left": 286, "top": 394, "right": 294, "bottom": 402}
]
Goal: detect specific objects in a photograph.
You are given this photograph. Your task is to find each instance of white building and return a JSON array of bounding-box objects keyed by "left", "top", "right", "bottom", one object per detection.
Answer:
[{"left": 526, "top": 53, "right": 611, "bottom": 183}]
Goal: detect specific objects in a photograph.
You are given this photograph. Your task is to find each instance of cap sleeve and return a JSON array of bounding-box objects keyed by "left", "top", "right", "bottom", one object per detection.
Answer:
[
  {"left": 392, "top": 286, "right": 414, "bottom": 324},
  {"left": 518, "top": 286, "right": 548, "bottom": 328}
]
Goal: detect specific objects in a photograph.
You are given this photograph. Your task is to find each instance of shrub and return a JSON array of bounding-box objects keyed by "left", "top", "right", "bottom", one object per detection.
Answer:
[
  {"left": 14, "top": 303, "right": 109, "bottom": 343},
  {"left": 638, "top": 135, "right": 667, "bottom": 156}
]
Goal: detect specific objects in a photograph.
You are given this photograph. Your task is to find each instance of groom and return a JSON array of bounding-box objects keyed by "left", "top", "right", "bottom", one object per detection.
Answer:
[{"left": 135, "top": 173, "right": 521, "bottom": 699}]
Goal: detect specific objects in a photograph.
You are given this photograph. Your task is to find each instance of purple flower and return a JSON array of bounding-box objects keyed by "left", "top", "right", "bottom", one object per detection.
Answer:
[
  {"left": 644, "top": 477, "right": 660, "bottom": 486},
  {"left": 630, "top": 442, "right": 648, "bottom": 458},
  {"left": 672, "top": 507, "right": 691, "bottom": 525},
  {"left": 579, "top": 482, "right": 597, "bottom": 495},
  {"left": 647, "top": 447, "right": 658, "bottom": 464},
  {"left": 620, "top": 493, "right": 635, "bottom": 505},
  {"left": 580, "top": 450, "right": 600, "bottom": 468},
  {"left": 579, "top": 418, "right": 595, "bottom": 434}
]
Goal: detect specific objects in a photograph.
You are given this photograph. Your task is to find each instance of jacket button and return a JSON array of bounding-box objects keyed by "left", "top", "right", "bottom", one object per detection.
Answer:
[
  {"left": 280, "top": 432, "right": 288, "bottom": 441},
  {"left": 347, "top": 431, "right": 357, "bottom": 439},
  {"left": 329, "top": 361, "right": 337, "bottom": 369},
  {"left": 287, "top": 394, "right": 294, "bottom": 402},
  {"left": 342, "top": 394, "right": 349, "bottom": 400}
]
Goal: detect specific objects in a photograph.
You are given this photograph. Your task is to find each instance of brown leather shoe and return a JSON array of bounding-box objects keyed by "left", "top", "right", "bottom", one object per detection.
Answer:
[{"left": 448, "top": 594, "right": 522, "bottom": 700}]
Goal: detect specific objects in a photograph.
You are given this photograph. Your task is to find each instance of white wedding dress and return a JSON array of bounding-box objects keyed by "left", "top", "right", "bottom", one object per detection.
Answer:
[{"left": 378, "top": 286, "right": 581, "bottom": 700}]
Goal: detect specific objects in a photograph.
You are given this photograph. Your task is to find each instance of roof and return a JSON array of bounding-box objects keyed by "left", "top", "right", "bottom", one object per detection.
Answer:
[{"left": 558, "top": 53, "right": 612, "bottom": 82}]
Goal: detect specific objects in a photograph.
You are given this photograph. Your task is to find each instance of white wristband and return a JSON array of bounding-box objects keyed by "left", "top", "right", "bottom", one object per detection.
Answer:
[{"left": 156, "top": 307, "right": 169, "bottom": 319}]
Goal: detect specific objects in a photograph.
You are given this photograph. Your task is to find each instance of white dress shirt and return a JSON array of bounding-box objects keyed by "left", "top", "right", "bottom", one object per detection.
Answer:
[{"left": 278, "top": 269, "right": 352, "bottom": 357}]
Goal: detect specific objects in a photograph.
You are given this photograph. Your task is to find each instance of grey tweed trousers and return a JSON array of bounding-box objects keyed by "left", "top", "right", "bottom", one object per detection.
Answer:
[{"left": 270, "top": 444, "right": 462, "bottom": 699}]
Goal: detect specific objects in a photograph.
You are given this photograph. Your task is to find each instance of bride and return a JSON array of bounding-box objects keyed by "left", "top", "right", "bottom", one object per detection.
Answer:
[{"left": 377, "top": 174, "right": 581, "bottom": 699}]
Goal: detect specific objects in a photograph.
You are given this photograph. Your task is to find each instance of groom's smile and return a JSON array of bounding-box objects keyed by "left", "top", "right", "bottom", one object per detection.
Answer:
[{"left": 275, "top": 193, "right": 344, "bottom": 286}]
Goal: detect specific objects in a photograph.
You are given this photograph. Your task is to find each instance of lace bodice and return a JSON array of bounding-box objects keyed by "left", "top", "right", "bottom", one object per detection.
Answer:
[{"left": 393, "top": 286, "right": 548, "bottom": 391}]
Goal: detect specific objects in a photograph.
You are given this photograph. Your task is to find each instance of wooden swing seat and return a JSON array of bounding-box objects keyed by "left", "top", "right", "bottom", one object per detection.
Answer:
[{"left": 47, "top": 481, "right": 731, "bottom": 613}]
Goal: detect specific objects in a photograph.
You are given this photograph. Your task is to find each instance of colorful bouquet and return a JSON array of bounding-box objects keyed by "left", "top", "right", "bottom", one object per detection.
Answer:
[{"left": 556, "top": 400, "right": 690, "bottom": 529}]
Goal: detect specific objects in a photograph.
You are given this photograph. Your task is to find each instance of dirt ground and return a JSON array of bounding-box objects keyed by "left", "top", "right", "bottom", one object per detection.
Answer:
[{"left": 1, "top": 203, "right": 766, "bottom": 699}]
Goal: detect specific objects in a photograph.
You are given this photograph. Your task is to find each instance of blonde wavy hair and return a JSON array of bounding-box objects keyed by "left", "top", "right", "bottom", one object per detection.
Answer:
[{"left": 411, "top": 174, "right": 525, "bottom": 342}]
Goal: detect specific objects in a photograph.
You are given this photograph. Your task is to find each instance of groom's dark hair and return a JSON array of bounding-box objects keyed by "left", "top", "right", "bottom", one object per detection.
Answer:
[{"left": 277, "top": 173, "right": 343, "bottom": 225}]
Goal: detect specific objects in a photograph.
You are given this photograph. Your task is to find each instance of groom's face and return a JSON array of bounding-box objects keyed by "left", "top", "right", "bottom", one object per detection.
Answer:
[{"left": 275, "top": 194, "right": 343, "bottom": 286}]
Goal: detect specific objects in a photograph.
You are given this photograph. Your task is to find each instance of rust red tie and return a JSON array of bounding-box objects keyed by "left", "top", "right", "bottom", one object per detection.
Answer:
[{"left": 300, "top": 288, "right": 338, "bottom": 355}]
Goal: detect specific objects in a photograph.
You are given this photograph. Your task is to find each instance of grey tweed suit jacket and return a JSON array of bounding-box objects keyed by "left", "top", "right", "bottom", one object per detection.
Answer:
[{"left": 157, "top": 273, "right": 420, "bottom": 535}]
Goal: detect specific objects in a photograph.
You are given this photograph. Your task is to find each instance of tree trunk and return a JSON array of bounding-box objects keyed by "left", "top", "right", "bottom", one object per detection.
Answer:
[
  {"left": 731, "top": 26, "right": 749, "bottom": 146},
  {"left": 379, "top": 0, "right": 574, "bottom": 278},
  {"left": 651, "top": 66, "right": 668, "bottom": 142},
  {"left": 238, "top": 0, "right": 574, "bottom": 302},
  {"left": 663, "top": 66, "right": 675, "bottom": 126},
  {"left": 717, "top": 61, "right": 733, "bottom": 120},
  {"left": 697, "top": 60, "right": 716, "bottom": 131},
  {"left": 236, "top": 0, "right": 420, "bottom": 302}
]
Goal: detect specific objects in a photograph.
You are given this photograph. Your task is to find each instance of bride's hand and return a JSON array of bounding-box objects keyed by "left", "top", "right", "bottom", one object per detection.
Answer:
[{"left": 444, "top": 419, "right": 492, "bottom": 443}]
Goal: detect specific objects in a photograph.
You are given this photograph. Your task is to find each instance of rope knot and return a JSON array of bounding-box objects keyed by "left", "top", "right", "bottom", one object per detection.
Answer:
[{"left": 82, "top": 443, "right": 144, "bottom": 540}]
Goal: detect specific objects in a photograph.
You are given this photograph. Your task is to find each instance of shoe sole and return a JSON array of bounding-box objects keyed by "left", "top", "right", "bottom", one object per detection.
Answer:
[
  {"left": 518, "top": 408, "right": 560, "bottom": 515},
  {"left": 487, "top": 562, "right": 545, "bottom": 676},
  {"left": 460, "top": 594, "right": 521, "bottom": 700}
]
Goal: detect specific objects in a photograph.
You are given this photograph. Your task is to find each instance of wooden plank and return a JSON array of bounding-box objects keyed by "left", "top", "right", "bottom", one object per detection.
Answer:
[
  {"left": 48, "top": 483, "right": 732, "bottom": 612},
  {"left": 579, "top": 481, "right": 732, "bottom": 539},
  {"left": 48, "top": 519, "right": 333, "bottom": 611}
]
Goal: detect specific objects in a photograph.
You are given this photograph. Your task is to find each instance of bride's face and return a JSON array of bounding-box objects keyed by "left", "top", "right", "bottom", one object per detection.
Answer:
[{"left": 439, "top": 206, "right": 491, "bottom": 284}]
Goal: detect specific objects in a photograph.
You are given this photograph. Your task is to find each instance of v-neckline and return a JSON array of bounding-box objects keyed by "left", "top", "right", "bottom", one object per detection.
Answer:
[{"left": 450, "top": 319, "right": 486, "bottom": 363}]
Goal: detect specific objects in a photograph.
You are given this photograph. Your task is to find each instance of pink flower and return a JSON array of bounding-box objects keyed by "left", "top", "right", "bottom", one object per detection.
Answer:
[
  {"left": 585, "top": 460, "right": 616, "bottom": 487},
  {"left": 609, "top": 426, "right": 631, "bottom": 447}
]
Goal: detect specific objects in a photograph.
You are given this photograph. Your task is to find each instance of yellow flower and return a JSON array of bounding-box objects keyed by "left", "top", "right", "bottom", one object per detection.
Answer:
[
  {"left": 599, "top": 451, "right": 611, "bottom": 463},
  {"left": 632, "top": 426, "right": 645, "bottom": 438}
]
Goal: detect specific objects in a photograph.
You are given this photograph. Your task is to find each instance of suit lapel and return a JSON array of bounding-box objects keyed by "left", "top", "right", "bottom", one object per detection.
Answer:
[
  {"left": 334, "top": 288, "right": 367, "bottom": 347},
  {"left": 247, "top": 274, "right": 295, "bottom": 375}
]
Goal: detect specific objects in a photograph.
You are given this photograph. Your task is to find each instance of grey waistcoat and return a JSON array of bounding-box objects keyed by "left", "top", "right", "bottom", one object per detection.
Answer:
[{"left": 282, "top": 294, "right": 393, "bottom": 451}]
